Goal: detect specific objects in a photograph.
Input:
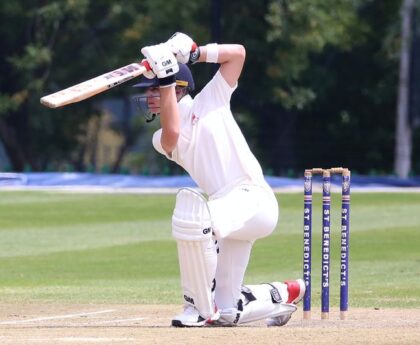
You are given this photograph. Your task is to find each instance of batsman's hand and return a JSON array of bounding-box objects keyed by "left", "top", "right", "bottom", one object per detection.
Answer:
[
  {"left": 166, "top": 32, "right": 200, "bottom": 64},
  {"left": 141, "top": 44, "right": 179, "bottom": 79}
]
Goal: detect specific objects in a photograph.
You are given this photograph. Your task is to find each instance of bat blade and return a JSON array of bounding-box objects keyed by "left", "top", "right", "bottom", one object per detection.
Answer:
[{"left": 40, "top": 62, "right": 147, "bottom": 108}]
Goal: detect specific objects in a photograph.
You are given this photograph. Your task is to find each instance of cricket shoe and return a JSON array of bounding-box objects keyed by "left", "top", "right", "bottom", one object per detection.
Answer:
[
  {"left": 266, "top": 309, "right": 294, "bottom": 327},
  {"left": 171, "top": 305, "right": 220, "bottom": 327},
  {"left": 266, "top": 279, "right": 305, "bottom": 327}
]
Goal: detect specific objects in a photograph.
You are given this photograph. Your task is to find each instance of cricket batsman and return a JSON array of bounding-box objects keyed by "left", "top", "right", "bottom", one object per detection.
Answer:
[{"left": 133, "top": 32, "right": 305, "bottom": 327}]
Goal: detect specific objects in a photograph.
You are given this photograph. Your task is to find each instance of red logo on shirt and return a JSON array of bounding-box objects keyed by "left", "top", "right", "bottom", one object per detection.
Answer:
[{"left": 191, "top": 113, "right": 198, "bottom": 125}]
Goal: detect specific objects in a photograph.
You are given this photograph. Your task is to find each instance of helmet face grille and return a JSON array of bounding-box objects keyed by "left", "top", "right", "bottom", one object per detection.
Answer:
[
  {"left": 132, "top": 94, "right": 160, "bottom": 123},
  {"left": 132, "top": 84, "right": 190, "bottom": 123}
]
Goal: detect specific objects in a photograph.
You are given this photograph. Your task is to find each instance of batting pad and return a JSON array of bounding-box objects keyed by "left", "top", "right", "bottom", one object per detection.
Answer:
[{"left": 172, "top": 188, "right": 217, "bottom": 320}]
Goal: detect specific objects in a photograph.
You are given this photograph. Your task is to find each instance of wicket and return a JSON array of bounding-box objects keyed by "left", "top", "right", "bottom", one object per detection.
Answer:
[{"left": 302, "top": 167, "right": 351, "bottom": 320}]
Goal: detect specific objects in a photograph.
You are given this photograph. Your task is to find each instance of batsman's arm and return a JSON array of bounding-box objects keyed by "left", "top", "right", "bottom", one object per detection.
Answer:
[
  {"left": 166, "top": 33, "right": 245, "bottom": 87},
  {"left": 159, "top": 86, "right": 180, "bottom": 155},
  {"left": 196, "top": 44, "right": 246, "bottom": 87},
  {"left": 141, "top": 43, "right": 180, "bottom": 156}
]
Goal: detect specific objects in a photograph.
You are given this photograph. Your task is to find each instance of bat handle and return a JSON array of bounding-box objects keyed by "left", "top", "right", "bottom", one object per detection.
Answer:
[{"left": 141, "top": 60, "right": 152, "bottom": 71}]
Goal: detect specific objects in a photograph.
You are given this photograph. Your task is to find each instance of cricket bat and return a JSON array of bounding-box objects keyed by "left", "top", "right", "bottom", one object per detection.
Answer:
[{"left": 40, "top": 62, "right": 148, "bottom": 108}]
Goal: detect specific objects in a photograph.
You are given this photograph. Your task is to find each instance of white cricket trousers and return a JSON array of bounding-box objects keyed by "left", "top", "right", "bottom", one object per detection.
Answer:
[{"left": 208, "top": 183, "right": 279, "bottom": 310}]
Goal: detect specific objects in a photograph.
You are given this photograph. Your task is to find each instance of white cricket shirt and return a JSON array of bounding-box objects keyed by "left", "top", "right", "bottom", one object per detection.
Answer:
[{"left": 153, "top": 71, "right": 267, "bottom": 197}]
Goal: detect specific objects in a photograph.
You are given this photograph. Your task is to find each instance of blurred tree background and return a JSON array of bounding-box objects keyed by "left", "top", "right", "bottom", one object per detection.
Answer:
[{"left": 0, "top": 0, "right": 419, "bottom": 177}]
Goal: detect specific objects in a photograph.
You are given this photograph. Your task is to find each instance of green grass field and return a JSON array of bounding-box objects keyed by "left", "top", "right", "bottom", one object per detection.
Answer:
[{"left": 0, "top": 190, "right": 419, "bottom": 309}]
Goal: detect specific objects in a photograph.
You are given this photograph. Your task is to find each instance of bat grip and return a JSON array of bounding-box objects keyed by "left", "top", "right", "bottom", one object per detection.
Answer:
[{"left": 141, "top": 60, "right": 152, "bottom": 71}]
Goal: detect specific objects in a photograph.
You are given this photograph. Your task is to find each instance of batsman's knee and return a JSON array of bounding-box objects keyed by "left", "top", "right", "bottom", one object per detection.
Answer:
[{"left": 172, "top": 188, "right": 212, "bottom": 241}]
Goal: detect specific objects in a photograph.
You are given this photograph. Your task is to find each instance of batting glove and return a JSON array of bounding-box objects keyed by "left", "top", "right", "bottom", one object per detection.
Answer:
[
  {"left": 166, "top": 32, "right": 200, "bottom": 64},
  {"left": 141, "top": 44, "right": 179, "bottom": 87}
]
